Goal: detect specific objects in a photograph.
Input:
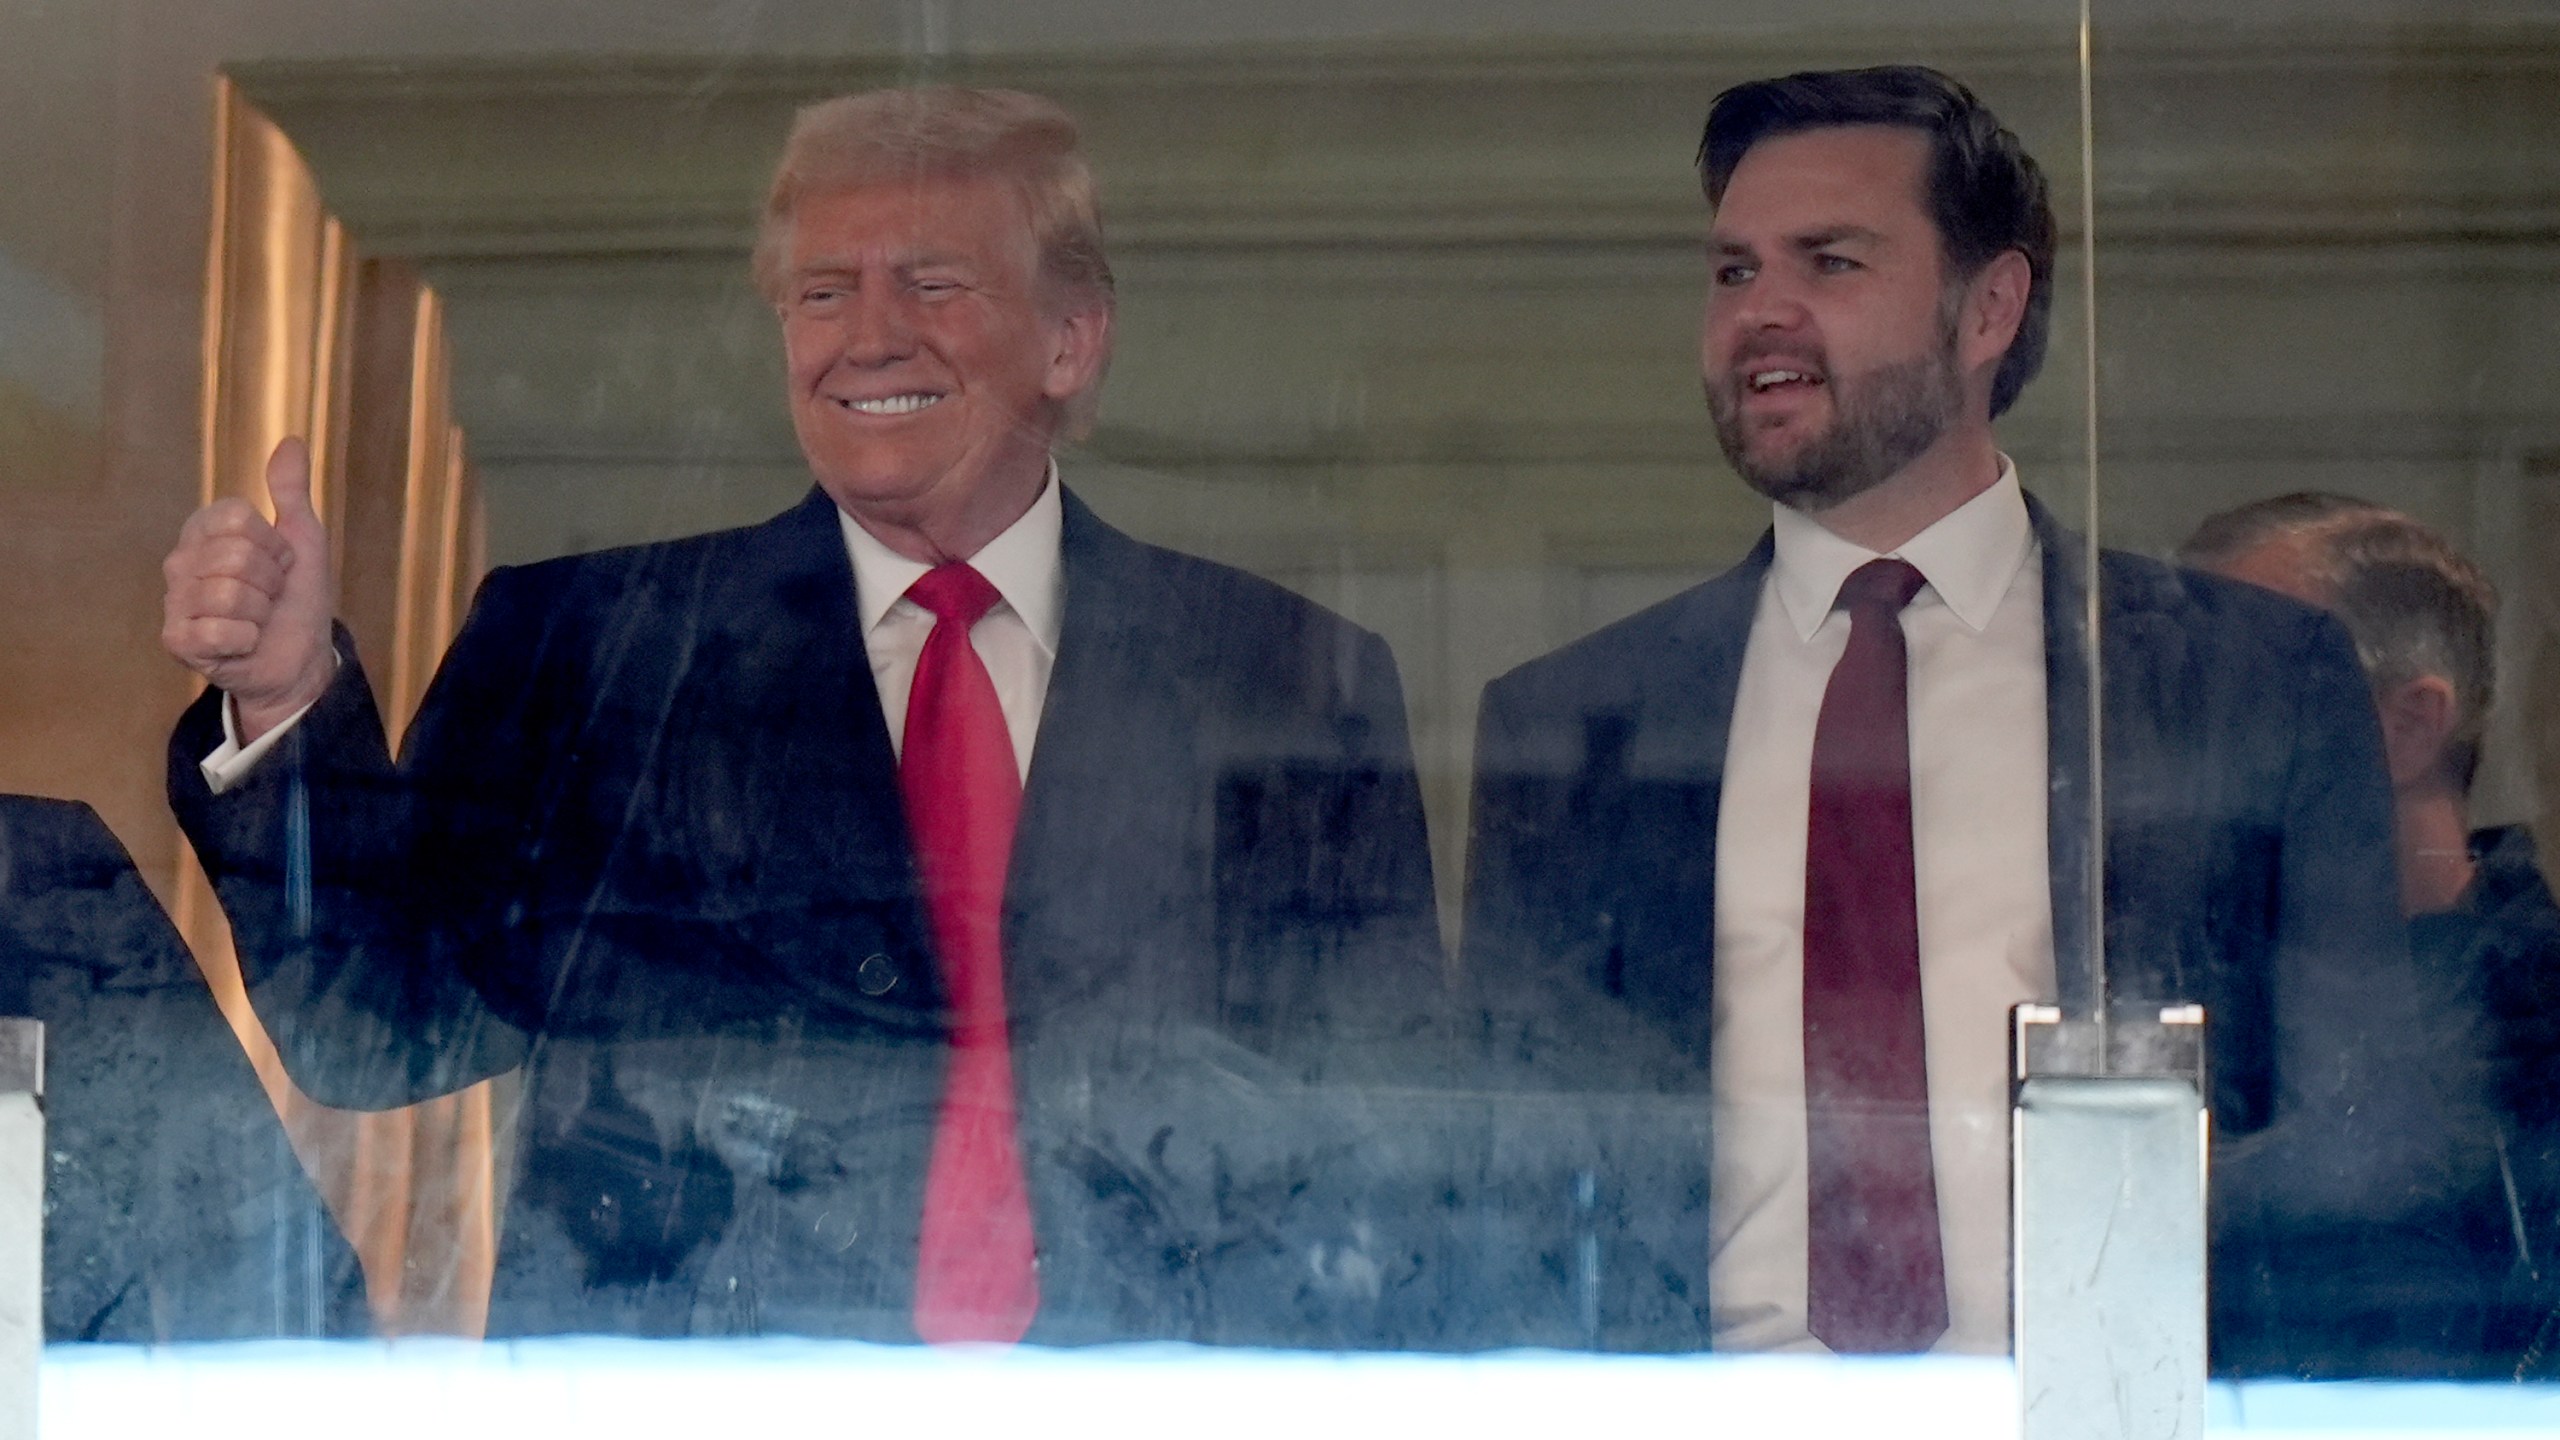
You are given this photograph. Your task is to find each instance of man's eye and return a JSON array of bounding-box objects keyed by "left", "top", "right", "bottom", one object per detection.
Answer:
[
  {"left": 1815, "top": 254, "right": 1860, "bottom": 274},
  {"left": 1714, "top": 263, "right": 1755, "bottom": 286},
  {"left": 913, "top": 278, "right": 963, "bottom": 297}
]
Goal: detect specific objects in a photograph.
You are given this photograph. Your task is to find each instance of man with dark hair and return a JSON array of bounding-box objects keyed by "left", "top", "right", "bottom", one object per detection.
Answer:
[
  {"left": 1695, "top": 64, "right": 2055, "bottom": 422},
  {"left": 1462, "top": 66, "right": 2437, "bottom": 1362},
  {"left": 2187, "top": 494, "right": 2560, "bottom": 1373},
  {"left": 160, "top": 87, "right": 1444, "bottom": 1346}
]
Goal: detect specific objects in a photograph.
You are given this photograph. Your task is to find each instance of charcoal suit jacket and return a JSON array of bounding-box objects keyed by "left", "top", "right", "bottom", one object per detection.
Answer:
[
  {"left": 171, "top": 484, "right": 1447, "bottom": 1346},
  {"left": 1457, "top": 497, "right": 2467, "bottom": 1361}
]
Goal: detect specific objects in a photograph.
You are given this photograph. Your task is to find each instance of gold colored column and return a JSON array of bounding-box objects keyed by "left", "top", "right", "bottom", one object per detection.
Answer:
[{"left": 181, "top": 75, "right": 498, "bottom": 1337}]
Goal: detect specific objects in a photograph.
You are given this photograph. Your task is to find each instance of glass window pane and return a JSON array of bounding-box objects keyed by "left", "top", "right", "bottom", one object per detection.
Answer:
[
  {"left": 0, "top": 0, "right": 2300, "bottom": 1425},
  {"left": 2092, "top": 0, "right": 2560, "bottom": 1384}
]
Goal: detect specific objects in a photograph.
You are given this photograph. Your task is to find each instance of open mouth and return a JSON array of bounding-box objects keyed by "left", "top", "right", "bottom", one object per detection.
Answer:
[
  {"left": 1745, "top": 367, "right": 1825, "bottom": 394},
  {"left": 832, "top": 393, "right": 944, "bottom": 416}
]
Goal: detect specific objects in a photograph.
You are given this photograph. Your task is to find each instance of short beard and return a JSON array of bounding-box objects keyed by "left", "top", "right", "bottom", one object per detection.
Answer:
[{"left": 1709, "top": 304, "right": 1965, "bottom": 514}]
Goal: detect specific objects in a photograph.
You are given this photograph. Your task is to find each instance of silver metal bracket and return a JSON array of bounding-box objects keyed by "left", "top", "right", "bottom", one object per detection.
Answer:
[
  {"left": 2013, "top": 1002, "right": 2207, "bottom": 1440},
  {"left": 0, "top": 1017, "right": 40, "bottom": 1440}
]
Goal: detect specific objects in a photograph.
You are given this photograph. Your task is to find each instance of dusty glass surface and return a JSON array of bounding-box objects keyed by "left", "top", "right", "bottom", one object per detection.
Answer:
[
  {"left": 45, "top": 0, "right": 2477, "bottom": 1414},
  {"left": 2089, "top": 0, "right": 2560, "bottom": 1382}
]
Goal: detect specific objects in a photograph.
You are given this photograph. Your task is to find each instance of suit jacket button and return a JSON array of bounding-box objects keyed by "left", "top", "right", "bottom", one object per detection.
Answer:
[{"left": 855, "top": 952, "right": 901, "bottom": 997}]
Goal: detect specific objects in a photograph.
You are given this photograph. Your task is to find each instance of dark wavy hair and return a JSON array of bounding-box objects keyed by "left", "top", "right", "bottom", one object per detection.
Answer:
[{"left": 1699, "top": 66, "right": 2056, "bottom": 419}]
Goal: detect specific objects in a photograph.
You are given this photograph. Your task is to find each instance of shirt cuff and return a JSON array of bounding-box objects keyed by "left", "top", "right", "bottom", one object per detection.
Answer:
[{"left": 198, "top": 656, "right": 335, "bottom": 795}]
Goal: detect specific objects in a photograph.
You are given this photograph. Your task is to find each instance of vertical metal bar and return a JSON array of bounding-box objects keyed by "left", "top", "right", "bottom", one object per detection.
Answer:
[
  {"left": 0, "top": 1019, "right": 44, "bottom": 1440},
  {"left": 2078, "top": 0, "right": 2111, "bottom": 1058}
]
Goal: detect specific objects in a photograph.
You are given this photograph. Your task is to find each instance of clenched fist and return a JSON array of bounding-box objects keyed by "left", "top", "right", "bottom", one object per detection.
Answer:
[{"left": 161, "top": 437, "right": 338, "bottom": 744}]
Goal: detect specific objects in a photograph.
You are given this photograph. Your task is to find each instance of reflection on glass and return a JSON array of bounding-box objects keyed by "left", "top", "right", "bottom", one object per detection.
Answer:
[
  {"left": 129, "top": 40, "right": 2123, "bottom": 1359},
  {"left": 1465, "top": 65, "right": 2078, "bottom": 1357},
  {"left": 2182, "top": 496, "right": 2560, "bottom": 1374},
  {"left": 15, "top": 0, "right": 2560, "bottom": 1422},
  {"left": 193, "top": 78, "right": 500, "bottom": 1337},
  {"left": 164, "top": 83, "right": 1447, "bottom": 1348},
  {"left": 2091, "top": 1, "right": 2560, "bottom": 1384},
  {"left": 0, "top": 797, "right": 364, "bottom": 1340}
]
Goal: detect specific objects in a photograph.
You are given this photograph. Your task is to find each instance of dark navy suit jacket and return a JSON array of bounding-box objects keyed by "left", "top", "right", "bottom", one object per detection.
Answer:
[
  {"left": 170, "top": 485, "right": 1448, "bottom": 1346},
  {"left": 1458, "top": 498, "right": 2466, "bottom": 1360},
  {"left": 0, "top": 796, "right": 364, "bottom": 1340}
]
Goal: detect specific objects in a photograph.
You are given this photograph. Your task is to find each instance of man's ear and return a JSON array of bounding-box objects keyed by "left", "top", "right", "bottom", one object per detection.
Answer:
[
  {"left": 1959, "top": 249, "right": 2031, "bottom": 380},
  {"left": 1042, "top": 301, "right": 1114, "bottom": 404},
  {"left": 2377, "top": 673, "right": 2461, "bottom": 788}
]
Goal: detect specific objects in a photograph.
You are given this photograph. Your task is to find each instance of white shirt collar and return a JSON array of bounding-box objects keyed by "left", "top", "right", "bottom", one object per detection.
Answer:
[
  {"left": 838, "top": 459, "right": 1065, "bottom": 656},
  {"left": 1768, "top": 456, "right": 2034, "bottom": 642}
]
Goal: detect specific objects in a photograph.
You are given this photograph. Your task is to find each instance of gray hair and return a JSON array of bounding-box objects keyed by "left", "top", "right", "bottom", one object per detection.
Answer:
[{"left": 2182, "top": 492, "right": 2499, "bottom": 789}]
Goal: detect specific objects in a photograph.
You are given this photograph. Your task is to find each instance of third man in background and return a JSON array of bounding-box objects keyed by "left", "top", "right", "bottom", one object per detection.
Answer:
[{"left": 2188, "top": 493, "right": 2560, "bottom": 1372}]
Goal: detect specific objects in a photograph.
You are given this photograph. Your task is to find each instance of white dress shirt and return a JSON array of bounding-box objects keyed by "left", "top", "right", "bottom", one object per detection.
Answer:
[
  {"left": 1707, "top": 462, "right": 2055, "bottom": 1356},
  {"left": 840, "top": 469, "right": 1062, "bottom": 781},
  {"left": 204, "top": 466, "right": 1066, "bottom": 791}
]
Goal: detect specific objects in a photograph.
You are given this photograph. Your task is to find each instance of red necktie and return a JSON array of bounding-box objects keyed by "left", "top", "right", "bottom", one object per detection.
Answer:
[
  {"left": 1803, "top": 557, "right": 1947, "bottom": 1354},
  {"left": 899, "top": 563, "right": 1039, "bottom": 1344}
]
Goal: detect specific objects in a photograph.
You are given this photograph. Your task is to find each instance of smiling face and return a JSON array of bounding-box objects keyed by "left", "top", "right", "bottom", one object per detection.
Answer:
[
  {"left": 779, "top": 172, "right": 1108, "bottom": 561},
  {"left": 1701, "top": 125, "right": 1975, "bottom": 513}
]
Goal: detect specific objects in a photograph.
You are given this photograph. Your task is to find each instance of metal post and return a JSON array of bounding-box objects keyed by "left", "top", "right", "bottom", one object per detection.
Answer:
[
  {"left": 0, "top": 1018, "right": 41, "bottom": 1440},
  {"left": 2013, "top": 1003, "right": 2207, "bottom": 1440}
]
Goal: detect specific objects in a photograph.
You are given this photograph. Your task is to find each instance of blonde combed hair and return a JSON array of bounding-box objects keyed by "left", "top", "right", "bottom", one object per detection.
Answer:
[{"left": 753, "top": 87, "right": 1115, "bottom": 435}]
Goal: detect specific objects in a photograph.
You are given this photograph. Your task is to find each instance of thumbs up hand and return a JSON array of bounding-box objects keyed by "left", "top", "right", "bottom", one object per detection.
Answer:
[{"left": 162, "top": 437, "right": 340, "bottom": 743}]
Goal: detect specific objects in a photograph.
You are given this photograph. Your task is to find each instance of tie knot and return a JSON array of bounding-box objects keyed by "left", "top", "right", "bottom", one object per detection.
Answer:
[
  {"left": 906, "top": 563, "right": 1004, "bottom": 628},
  {"left": 1836, "top": 558, "right": 1926, "bottom": 616}
]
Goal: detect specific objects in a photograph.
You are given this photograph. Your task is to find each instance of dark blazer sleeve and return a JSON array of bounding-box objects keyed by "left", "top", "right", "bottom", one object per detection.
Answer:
[
  {"left": 2193, "top": 599, "right": 2503, "bottom": 1376},
  {"left": 2216, "top": 609, "right": 2483, "bottom": 1217},
  {"left": 167, "top": 577, "right": 552, "bottom": 1109},
  {"left": 0, "top": 796, "right": 367, "bottom": 1339}
]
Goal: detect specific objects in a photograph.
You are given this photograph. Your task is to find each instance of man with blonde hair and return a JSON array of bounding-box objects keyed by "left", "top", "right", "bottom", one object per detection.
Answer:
[{"left": 163, "top": 87, "right": 1442, "bottom": 1346}]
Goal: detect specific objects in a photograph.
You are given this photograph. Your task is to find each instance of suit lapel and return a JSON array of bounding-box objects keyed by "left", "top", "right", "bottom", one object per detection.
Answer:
[
  {"left": 1615, "top": 536, "right": 1763, "bottom": 1052},
  {"left": 1647, "top": 534, "right": 1766, "bottom": 781},
  {"left": 1003, "top": 490, "right": 1192, "bottom": 1018},
  {"left": 2034, "top": 498, "right": 2199, "bottom": 1014},
  {"left": 2033, "top": 499, "right": 2101, "bottom": 1015},
  {"left": 1014, "top": 488, "right": 1161, "bottom": 841},
  {"left": 682, "top": 488, "right": 940, "bottom": 1015}
]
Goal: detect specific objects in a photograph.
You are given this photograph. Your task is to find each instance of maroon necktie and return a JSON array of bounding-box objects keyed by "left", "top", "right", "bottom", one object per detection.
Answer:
[
  {"left": 899, "top": 563, "right": 1038, "bottom": 1344},
  {"left": 1803, "top": 557, "right": 1947, "bottom": 1354}
]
